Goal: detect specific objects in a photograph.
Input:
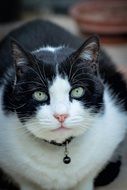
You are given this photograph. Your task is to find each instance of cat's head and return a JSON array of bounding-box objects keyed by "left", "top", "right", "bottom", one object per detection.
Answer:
[{"left": 4, "top": 36, "right": 104, "bottom": 144}]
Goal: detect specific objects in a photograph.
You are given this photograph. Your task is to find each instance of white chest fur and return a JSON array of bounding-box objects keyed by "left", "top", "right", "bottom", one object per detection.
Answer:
[{"left": 0, "top": 88, "right": 127, "bottom": 190}]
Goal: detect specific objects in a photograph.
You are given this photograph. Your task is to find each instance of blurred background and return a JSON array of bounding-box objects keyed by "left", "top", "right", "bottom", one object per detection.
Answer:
[{"left": 0, "top": 0, "right": 127, "bottom": 68}]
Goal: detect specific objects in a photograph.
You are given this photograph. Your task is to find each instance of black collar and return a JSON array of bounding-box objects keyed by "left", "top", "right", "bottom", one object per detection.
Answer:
[{"left": 44, "top": 137, "right": 73, "bottom": 146}]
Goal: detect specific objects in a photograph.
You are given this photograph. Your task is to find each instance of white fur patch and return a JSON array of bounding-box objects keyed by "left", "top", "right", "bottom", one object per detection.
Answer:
[
  {"left": 32, "top": 46, "right": 63, "bottom": 54},
  {"left": 80, "top": 50, "right": 93, "bottom": 61}
]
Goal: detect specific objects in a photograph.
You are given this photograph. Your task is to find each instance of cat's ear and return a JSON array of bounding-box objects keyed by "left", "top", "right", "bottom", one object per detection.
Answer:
[
  {"left": 74, "top": 36, "right": 100, "bottom": 74},
  {"left": 11, "top": 39, "right": 31, "bottom": 78},
  {"left": 11, "top": 39, "right": 28, "bottom": 67}
]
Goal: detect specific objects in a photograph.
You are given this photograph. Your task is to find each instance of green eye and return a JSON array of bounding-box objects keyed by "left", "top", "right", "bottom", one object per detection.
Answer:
[
  {"left": 71, "top": 87, "right": 85, "bottom": 99},
  {"left": 33, "top": 91, "right": 48, "bottom": 102}
]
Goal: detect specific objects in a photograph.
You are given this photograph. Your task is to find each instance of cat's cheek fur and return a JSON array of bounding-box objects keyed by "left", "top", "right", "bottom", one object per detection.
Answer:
[
  {"left": 22, "top": 75, "right": 96, "bottom": 144},
  {"left": 25, "top": 101, "right": 95, "bottom": 143}
]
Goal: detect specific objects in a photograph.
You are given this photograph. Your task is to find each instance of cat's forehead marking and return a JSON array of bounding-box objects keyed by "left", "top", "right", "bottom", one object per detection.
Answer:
[
  {"left": 49, "top": 75, "right": 71, "bottom": 97},
  {"left": 32, "top": 46, "right": 72, "bottom": 64},
  {"left": 32, "top": 46, "right": 63, "bottom": 54}
]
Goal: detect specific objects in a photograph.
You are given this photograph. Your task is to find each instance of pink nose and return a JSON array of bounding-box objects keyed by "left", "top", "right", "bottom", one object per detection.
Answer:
[{"left": 54, "top": 114, "right": 69, "bottom": 123}]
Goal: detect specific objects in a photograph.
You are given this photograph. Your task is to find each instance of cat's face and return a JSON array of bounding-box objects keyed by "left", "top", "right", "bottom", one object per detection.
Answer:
[{"left": 4, "top": 36, "right": 104, "bottom": 143}]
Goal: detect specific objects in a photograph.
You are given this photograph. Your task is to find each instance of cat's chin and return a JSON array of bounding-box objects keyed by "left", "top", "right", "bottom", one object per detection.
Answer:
[
  {"left": 27, "top": 127, "right": 85, "bottom": 144},
  {"left": 35, "top": 133, "right": 73, "bottom": 144},
  {"left": 29, "top": 130, "right": 73, "bottom": 145}
]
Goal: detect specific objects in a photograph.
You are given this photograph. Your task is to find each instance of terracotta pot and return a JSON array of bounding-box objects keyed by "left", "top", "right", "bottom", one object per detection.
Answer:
[{"left": 70, "top": 0, "right": 127, "bottom": 44}]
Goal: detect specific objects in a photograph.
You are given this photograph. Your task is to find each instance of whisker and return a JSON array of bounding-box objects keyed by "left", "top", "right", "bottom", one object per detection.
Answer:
[
  {"left": 70, "top": 80, "right": 86, "bottom": 86},
  {"left": 71, "top": 77, "right": 100, "bottom": 87},
  {"left": 68, "top": 60, "right": 77, "bottom": 81},
  {"left": 25, "top": 65, "right": 47, "bottom": 88},
  {"left": 70, "top": 65, "right": 89, "bottom": 82},
  {"left": 15, "top": 81, "right": 44, "bottom": 87},
  {"left": 14, "top": 103, "right": 27, "bottom": 109},
  {"left": 42, "top": 63, "right": 47, "bottom": 82},
  {"left": 34, "top": 59, "right": 47, "bottom": 85}
]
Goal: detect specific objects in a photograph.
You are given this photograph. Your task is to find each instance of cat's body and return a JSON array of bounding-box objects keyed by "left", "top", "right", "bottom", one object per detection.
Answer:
[{"left": 0, "top": 20, "right": 127, "bottom": 190}]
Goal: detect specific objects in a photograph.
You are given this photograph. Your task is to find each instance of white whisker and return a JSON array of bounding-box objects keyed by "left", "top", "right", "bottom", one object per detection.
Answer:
[{"left": 70, "top": 66, "right": 89, "bottom": 82}]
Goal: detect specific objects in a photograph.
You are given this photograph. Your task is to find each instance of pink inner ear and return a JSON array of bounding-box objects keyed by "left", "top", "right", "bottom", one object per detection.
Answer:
[
  {"left": 72, "top": 35, "right": 99, "bottom": 63},
  {"left": 80, "top": 50, "right": 93, "bottom": 61},
  {"left": 11, "top": 39, "right": 28, "bottom": 68},
  {"left": 80, "top": 41, "right": 99, "bottom": 62}
]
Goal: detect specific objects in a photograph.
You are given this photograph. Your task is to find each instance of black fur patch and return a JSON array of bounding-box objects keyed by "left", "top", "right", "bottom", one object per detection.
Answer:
[
  {"left": 0, "top": 168, "right": 19, "bottom": 190},
  {"left": 94, "top": 158, "right": 121, "bottom": 187}
]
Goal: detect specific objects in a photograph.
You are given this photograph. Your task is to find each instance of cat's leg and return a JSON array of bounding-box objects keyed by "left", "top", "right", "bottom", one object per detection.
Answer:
[{"left": 72, "top": 178, "right": 94, "bottom": 190}]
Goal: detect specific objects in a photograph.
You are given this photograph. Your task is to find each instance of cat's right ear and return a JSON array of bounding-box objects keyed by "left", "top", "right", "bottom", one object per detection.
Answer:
[{"left": 71, "top": 36, "right": 100, "bottom": 75}]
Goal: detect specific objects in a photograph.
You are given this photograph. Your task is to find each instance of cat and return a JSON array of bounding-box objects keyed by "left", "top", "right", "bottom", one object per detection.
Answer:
[{"left": 0, "top": 19, "right": 127, "bottom": 190}]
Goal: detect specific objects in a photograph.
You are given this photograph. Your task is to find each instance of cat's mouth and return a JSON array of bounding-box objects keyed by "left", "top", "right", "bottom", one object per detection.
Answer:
[{"left": 51, "top": 125, "right": 71, "bottom": 132}]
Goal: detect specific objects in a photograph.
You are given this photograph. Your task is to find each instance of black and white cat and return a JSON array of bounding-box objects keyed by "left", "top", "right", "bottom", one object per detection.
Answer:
[{"left": 0, "top": 20, "right": 127, "bottom": 190}]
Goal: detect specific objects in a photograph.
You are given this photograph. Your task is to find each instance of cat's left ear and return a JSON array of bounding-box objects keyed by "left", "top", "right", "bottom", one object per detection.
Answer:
[
  {"left": 10, "top": 38, "right": 34, "bottom": 78},
  {"left": 74, "top": 36, "right": 100, "bottom": 74},
  {"left": 11, "top": 38, "right": 29, "bottom": 67}
]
